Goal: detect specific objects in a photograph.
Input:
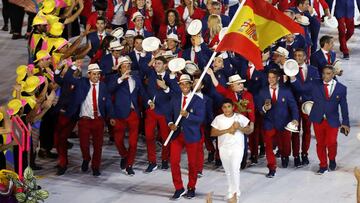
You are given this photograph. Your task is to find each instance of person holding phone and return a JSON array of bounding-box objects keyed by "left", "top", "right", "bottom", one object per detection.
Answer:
[{"left": 309, "top": 65, "right": 350, "bottom": 175}]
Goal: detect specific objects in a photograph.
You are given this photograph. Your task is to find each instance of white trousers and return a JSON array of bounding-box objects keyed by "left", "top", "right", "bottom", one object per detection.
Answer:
[{"left": 219, "top": 141, "right": 244, "bottom": 199}]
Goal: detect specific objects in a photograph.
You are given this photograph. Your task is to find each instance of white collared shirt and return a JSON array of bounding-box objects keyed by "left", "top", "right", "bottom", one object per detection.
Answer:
[
  {"left": 134, "top": 49, "right": 145, "bottom": 62},
  {"left": 269, "top": 84, "right": 279, "bottom": 99},
  {"left": 80, "top": 82, "right": 101, "bottom": 119},
  {"left": 134, "top": 28, "right": 144, "bottom": 36},
  {"left": 249, "top": 64, "right": 255, "bottom": 79},
  {"left": 181, "top": 93, "right": 191, "bottom": 109},
  {"left": 97, "top": 31, "right": 106, "bottom": 40},
  {"left": 321, "top": 48, "right": 331, "bottom": 62},
  {"left": 195, "top": 91, "right": 203, "bottom": 99},
  {"left": 190, "top": 46, "right": 201, "bottom": 62},
  {"left": 324, "top": 79, "right": 337, "bottom": 97},
  {"left": 298, "top": 63, "right": 308, "bottom": 80}
]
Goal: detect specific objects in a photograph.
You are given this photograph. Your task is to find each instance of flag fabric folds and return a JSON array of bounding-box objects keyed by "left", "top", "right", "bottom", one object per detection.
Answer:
[{"left": 215, "top": 0, "right": 304, "bottom": 69}]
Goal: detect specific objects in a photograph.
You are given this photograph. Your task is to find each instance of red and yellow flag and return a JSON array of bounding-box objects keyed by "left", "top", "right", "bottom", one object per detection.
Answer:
[{"left": 215, "top": 0, "right": 304, "bottom": 69}]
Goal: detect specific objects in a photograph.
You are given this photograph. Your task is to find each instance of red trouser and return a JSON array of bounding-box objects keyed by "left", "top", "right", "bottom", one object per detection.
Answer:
[
  {"left": 313, "top": 119, "right": 339, "bottom": 168},
  {"left": 78, "top": 117, "right": 104, "bottom": 170},
  {"left": 113, "top": 111, "right": 139, "bottom": 166},
  {"left": 292, "top": 110, "right": 312, "bottom": 157},
  {"left": 144, "top": 109, "right": 170, "bottom": 163},
  {"left": 196, "top": 127, "right": 205, "bottom": 173},
  {"left": 264, "top": 129, "right": 291, "bottom": 170},
  {"left": 249, "top": 112, "right": 263, "bottom": 158},
  {"left": 337, "top": 17, "right": 354, "bottom": 55},
  {"left": 54, "top": 113, "right": 76, "bottom": 168},
  {"left": 170, "top": 133, "right": 199, "bottom": 190}
]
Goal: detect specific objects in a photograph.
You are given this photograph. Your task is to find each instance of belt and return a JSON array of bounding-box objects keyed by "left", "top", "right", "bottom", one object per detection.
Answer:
[{"left": 80, "top": 116, "right": 102, "bottom": 120}]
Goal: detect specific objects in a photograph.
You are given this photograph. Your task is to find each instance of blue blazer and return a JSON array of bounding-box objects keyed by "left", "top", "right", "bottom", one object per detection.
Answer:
[
  {"left": 128, "top": 51, "right": 152, "bottom": 78},
  {"left": 54, "top": 72, "right": 77, "bottom": 118},
  {"left": 309, "top": 80, "right": 349, "bottom": 128},
  {"left": 166, "top": 93, "right": 205, "bottom": 143},
  {"left": 87, "top": 32, "right": 108, "bottom": 58},
  {"left": 239, "top": 65, "right": 267, "bottom": 105},
  {"left": 289, "top": 7, "right": 315, "bottom": 47},
  {"left": 144, "top": 70, "right": 178, "bottom": 116},
  {"left": 107, "top": 74, "right": 149, "bottom": 119},
  {"left": 276, "top": 35, "right": 306, "bottom": 59},
  {"left": 99, "top": 53, "right": 115, "bottom": 76},
  {"left": 180, "top": 43, "right": 213, "bottom": 69},
  {"left": 62, "top": 68, "right": 113, "bottom": 119},
  {"left": 310, "top": 49, "right": 336, "bottom": 74},
  {"left": 203, "top": 71, "right": 227, "bottom": 109},
  {"left": 128, "top": 29, "right": 153, "bottom": 38},
  {"left": 290, "top": 65, "right": 320, "bottom": 102},
  {"left": 335, "top": 0, "right": 354, "bottom": 18},
  {"left": 258, "top": 85, "right": 299, "bottom": 131}
]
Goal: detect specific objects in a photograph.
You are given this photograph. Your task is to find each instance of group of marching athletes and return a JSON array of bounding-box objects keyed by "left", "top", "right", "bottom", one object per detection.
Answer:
[{"left": 0, "top": 0, "right": 354, "bottom": 201}]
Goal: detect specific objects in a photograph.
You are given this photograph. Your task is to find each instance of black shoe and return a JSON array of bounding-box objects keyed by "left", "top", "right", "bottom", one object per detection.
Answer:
[
  {"left": 208, "top": 151, "right": 215, "bottom": 163},
  {"left": 259, "top": 146, "right": 265, "bottom": 158},
  {"left": 126, "top": 166, "right": 135, "bottom": 176},
  {"left": 38, "top": 149, "right": 58, "bottom": 159},
  {"left": 301, "top": 155, "right": 309, "bottom": 165},
  {"left": 144, "top": 163, "right": 158, "bottom": 173},
  {"left": 215, "top": 159, "right": 222, "bottom": 167},
  {"left": 266, "top": 170, "right": 276, "bottom": 178},
  {"left": 120, "top": 158, "right": 127, "bottom": 171},
  {"left": 186, "top": 188, "right": 196, "bottom": 199},
  {"left": 11, "top": 34, "right": 23, "bottom": 40},
  {"left": 56, "top": 167, "right": 67, "bottom": 176},
  {"left": 329, "top": 160, "right": 337, "bottom": 171},
  {"left": 81, "top": 160, "right": 89, "bottom": 172},
  {"left": 275, "top": 150, "right": 281, "bottom": 158},
  {"left": 67, "top": 141, "right": 74, "bottom": 149},
  {"left": 316, "top": 167, "right": 328, "bottom": 175},
  {"left": 343, "top": 53, "right": 350, "bottom": 60},
  {"left": 170, "top": 188, "right": 186, "bottom": 200},
  {"left": 197, "top": 171, "right": 203, "bottom": 178},
  {"left": 92, "top": 169, "right": 101, "bottom": 176},
  {"left": 250, "top": 156, "right": 258, "bottom": 166},
  {"left": 294, "top": 157, "right": 302, "bottom": 168},
  {"left": 281, "top": 157, "right": 289, "bottom": 168},
  {"left": 1, "top": 25, "right": 8, "bottom": 31},
  {"left": 161, "top": 160, "right": 169, "bottom": 170},
  {"left": 30, "top": 164, "right": 43, "bottom": 170}
]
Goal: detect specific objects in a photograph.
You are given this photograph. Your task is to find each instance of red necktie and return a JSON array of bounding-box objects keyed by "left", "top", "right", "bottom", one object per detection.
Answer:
[
  {"left": 271, "top": 87, "right": 277, "bottom": 104},
  {"left": 115, "top": 57, "right": 119, "bottom": 66},
  {"left": 99, "top": 34, "right": 103, "bottom": 44},
  {"left": 247, "top": 67, "right": 251, "bottom": 80},
  {"left": 323, "top": 83, "right": 330, "bottom": 99},
  {"left": 326, "top": 52, "right": 331, "bottom": 64},
  {"left": 299, "top": 66, "right": 305, "bottom": 83},
  {"left": 182, "top": 96, "right": 187, "bottom": 109},
  {"left": 193, "top": 48, "right": 198, "bottom": 64},
  {"left": 92, "top": 84, "right": 98, "bottom": 118}
]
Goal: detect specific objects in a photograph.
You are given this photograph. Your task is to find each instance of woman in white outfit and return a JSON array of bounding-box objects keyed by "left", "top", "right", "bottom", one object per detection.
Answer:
[{"left": 211, "top": 98, "right": 253, "bottom": 201}]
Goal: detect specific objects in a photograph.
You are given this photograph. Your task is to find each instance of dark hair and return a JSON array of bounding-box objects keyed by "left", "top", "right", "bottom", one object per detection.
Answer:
[
  {"left": 211, "top": 1, "right": 221, "bottom": 7},
  {"left": 296, "top": 0, "right": 307, "bottom": 6},
  {"left": 268, "top": 68, "right": 280, "bottom": 77},
  {"left": 221, "top": 98, "right": 234, "bottom": 107},
  {"left": 94, "top": 1, "right": 107, "bottom": 11},
  {"left": 134, "top": 34, "right": 144, "bottom": 41},
  {"left": 165, "top": 9, "right": 181, "bottom": 26},
  {"left": 96, "top": 16, "right": 106, "bottom": 23},
  {"left": 155, "top": 56, "right": 167, "bottom": 64},
  {"left": 319, "top": 35, "right": 333, "bottom": 48},
  {"left": 294, "top": 48, "right": 307, "bottom": 57},
  {"left": 322, "top": 65, "right": 334, "bottom": 72}
]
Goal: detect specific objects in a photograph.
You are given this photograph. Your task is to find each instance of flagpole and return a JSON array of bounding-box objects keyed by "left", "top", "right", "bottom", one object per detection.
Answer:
[{"left": 163, "top": 0, "right": 248, "bottom": 147}]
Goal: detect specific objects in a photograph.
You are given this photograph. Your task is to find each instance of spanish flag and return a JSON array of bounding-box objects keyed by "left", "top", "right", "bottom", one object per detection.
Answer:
[{"left": 215, "top": 0, "right": 304, "bottom": 69}]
